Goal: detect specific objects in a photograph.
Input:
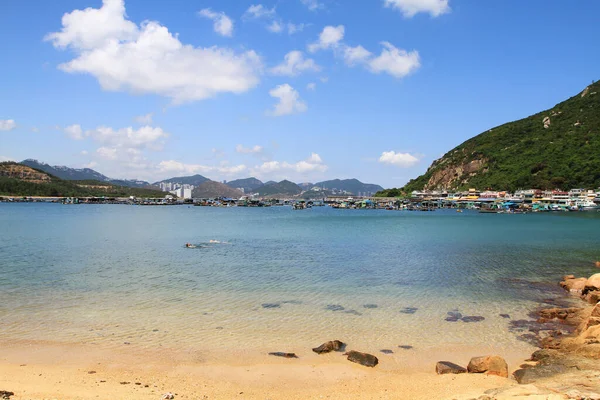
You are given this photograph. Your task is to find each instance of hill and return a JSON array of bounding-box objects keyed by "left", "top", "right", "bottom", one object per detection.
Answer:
[
  {"left": 378, "top": 80, "right": 600, "bottom": 196},
  {"left": 225, "top": 177, "right": 263, "bottom": 193},
  {"left": 255, "top": 180, "right": 302, "bottom": 197},
  {"left": 314, "top": 178, "right": 384, "bottom": 195},
  {"left": 21, "top": 159, "right": 153, "bottom": 188},
  {"left": 192, "top": 181, "right": 244, "bottom": 198},
  {"left": 154, "top": 174, "right": 210, "bottom": 187},
  {"left": 0, "top": 162, "right": 166, "bottom": 197}
]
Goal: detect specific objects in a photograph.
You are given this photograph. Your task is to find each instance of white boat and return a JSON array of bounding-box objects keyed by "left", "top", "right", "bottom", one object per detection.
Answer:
[{"left": 574, "top": 199, "right": 600, "bottom": 211}]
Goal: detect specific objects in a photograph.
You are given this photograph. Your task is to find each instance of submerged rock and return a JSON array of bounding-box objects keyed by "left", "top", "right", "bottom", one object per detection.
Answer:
[
  {"left": 363, "top": 304, "right": 378, "bottom": 309},
  {"left": 262, "top": 303, "right": 281, "bottom": 309},
  {"left": 344, "top": 351, "right": 378, "bottom": 367},
  {"left": 312, "top": 340, "right": 345, "bottom": 354},
  {"left": 343, "top": 309, "right": 362, "bottom": 316},
  {"left": 499, "top": 313, "right": 511, "bottom": 319},
  {"left": 325, "top": 304, "right": 345, "bottom": 312},
  {"left": 400, "top": 307, "right": 418, "bottom": 314},
  {"left": 467, "top": 355, "right": 508, "bottom": 378},
  {"left": 461, "top": 315, "right": 485, "bottom": 323},
  {"left": 436, "top": 361, "right": 467, "bottom": 375},
  {"left": 268, "top": 352, "right": 298, "bottom": 358},
  {"left": 445, "top": 311, "right": 463, "bottom": 322}
]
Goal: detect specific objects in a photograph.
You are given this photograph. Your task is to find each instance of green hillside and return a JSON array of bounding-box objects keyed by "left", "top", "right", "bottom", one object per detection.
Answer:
[
  {"left": 377, "top": 80, "right": 600, "bottom": 196},
  {"left": 256, "top": 180, "right": 302, "bottom": 196}
]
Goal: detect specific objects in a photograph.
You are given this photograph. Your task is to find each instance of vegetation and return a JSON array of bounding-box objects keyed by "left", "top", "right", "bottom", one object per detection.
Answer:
[
  {"left": 314, "top": 179, "right": 383, "bottom": 195},
  {"left": 376, "top": 80, "right": 600, "bottom": 195},
  {"left": 256, "top": 180, "right": 302, "bottom": 196}
]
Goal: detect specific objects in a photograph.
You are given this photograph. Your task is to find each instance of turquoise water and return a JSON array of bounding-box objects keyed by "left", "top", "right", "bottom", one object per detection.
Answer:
[{"left": 1, "top": 203, "right": 599, "bottom": 367}]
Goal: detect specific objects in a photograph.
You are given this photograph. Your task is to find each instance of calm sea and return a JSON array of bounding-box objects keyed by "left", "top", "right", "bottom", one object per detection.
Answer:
[{"left": 1, "top": 203, "right": 598, "bottom": 368}]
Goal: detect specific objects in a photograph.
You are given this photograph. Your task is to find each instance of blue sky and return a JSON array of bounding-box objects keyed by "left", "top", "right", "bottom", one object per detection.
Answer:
[{"left": 1, "top": 0, "right": 599, "bottom": 187}]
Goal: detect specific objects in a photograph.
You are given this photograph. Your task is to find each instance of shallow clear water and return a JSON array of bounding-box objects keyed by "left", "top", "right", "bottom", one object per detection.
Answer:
[{"left": 1, "top": 204, "right": 598, "bottom": 367}]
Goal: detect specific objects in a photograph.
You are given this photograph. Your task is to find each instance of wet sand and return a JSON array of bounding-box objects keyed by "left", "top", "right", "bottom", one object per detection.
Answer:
[{"left": 0, "top": 339, "right": 520, "bottom": 400}]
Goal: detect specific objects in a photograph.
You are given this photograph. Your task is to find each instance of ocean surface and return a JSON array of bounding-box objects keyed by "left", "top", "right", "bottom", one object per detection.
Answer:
[{"left": 1, "top": 203, "right": 599, "bottom": 368}]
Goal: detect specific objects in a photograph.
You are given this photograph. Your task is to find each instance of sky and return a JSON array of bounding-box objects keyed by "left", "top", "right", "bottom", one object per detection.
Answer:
[{"left": 1, "top": 0, "right": 599, "bottom": 187}]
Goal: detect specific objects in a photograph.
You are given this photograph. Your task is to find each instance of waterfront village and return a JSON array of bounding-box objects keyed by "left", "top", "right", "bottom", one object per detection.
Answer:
[{"left": 4, "top": 187, "right": 600, "bottom": 212}]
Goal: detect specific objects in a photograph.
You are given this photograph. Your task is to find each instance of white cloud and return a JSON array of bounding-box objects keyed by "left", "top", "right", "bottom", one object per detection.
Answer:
[
  {"left": 0, "top": 119, "right": 16, "bottom": 131},
  {"left": 252, "top": 153, "right": 327, "bottom": 176},
  {"left": 378, "top": 151, "right": 420, "bottom": 167},
  {"left": 64, "top": 124, "right": 83, "bottom": 140},
  {"left": 157, "top": 160, "right": 247, "bottom": 176},
  {"left": 86, "top": 125, "right": 169, "bottom": 150},
  {"left": 384, "top": 0, "right": 451, "bottom": 18},
  {"left": 84, "top": 161, "right": 98, "bottom": 168},
  {"left": 134, "top": 113, "right": 153, "bottom": 125},
  {"left": 97, "top": 146, "right": 118, "bottom": 160},
  {"left": 301, "top": 0, "right": 324, "bottom": 11},
  {"left": 0, "top": 156, "right": 14, "bottom": 162},
  {"left": 343, "top": 45, "right": 372, "bottom": 66},
  {"left": 198, "top": 8, "right": 234, "bottom": 37},
  {"left": 368, "top": 42, "right": 420, "bottom": 78},
  {"left": 267, "top": 20, "right": 283, "bottom": 33},
  {"left": 236, "top": 144, "right": 263, "bottom": 154},
  {"left": 308, "top": 25, "right": 345, "bottom": 52},
  {"left": 270, "top": 51, "right": 320, "bottom": 76},
  {"left": 307, "top": 82, "right": 316, "bottom": 91},
  {"left": 46, "top": 0, "right": 261, "bottom": 104},
  {"left": 266, "top": 84, "right": 307, "bottom": 117},
  {"left": 287, "top": 23, "right": 306, "bottom": 34},
  {"left": 244, "top": 4, "right": 276, "bottom": 19}
]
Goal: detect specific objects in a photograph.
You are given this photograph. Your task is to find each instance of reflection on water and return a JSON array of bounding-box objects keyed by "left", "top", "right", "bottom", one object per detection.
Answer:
[{"left": 0, "top": 204, "right": 598, "bottom": 365}]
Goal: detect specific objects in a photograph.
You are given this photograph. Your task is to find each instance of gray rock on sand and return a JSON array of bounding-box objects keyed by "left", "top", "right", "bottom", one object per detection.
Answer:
[
  {"left": 312, "top": 340, "right": 345, "bottom": 354},
  {"left": 0, "top": 391, "right": 15, "bottom": 400},
  {"left": 435, "top": 361, "right": 467, "bottom": 374},
  {"left": 467, "top": 355, "right": 508, "bottom": 378},
  {"left": 344, "top": 350, "right": 378, "bottom": 367}
]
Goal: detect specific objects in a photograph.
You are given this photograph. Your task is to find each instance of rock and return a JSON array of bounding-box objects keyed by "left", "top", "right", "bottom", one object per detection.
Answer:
[
  {"left": 500, "top": 314, "right": 511, "bottom": 319},
  {"left": 435, "top": 361, "right": 467, "bottom": 375},
  {"left": 445, "top": 311, "right": 463, "bottom": 322},
  {"left": 539, "top": 307, "right": 583, "bottom": 323},
  {"left": 462, "top": 316, "right": 485, "bottom": 323},
  {"left": 585, "top": 291, "right": 600, "bottom": 304},
  {"left": 398, "top": 345, "right": 413, "bottom": 350},
  {"left": 268, "top": 352, "right": 298, "bottom": 358},
  {"left": 400, "top": 307, "right": 418, "bottom": 314},
  {"left": 596, "top": 261, "right": 600, "bottom": 268},
  {"left": 585, "top": 273, "right": 600, "bottom": 293},
  {"left": 325, "top": 304, "right": 345, "bottom": 312},
  {"left": 513, "top": 364, "right": 568, "bottom": 384},
  {"left": 0, "top": 391, "right": 14, "bottom": 400},
  {"left": 312, "top": 340, "right": 345, "bottom": 354},
  {"left": 344, "top": 351, "right": 378, "bottom": 367},
  {"left": 592, "top": 303, "right": 600, "bottom": 318},
  {"left": 380, "top": 349, "right": 394, "bottom": 354},
  {"left": 563, "top": 274, "right": 576, "bottom": 280},
  {"left": 262, "top": 303, "right": 280, "bottom": 309},
  {"left": 560, "top": 277, "right": 587, "bottom": 293},
  {"left": 363, "top": 304, "right": 378, "bottom": 309},
  {"left": 543, "top": 116, "right": 551, "bottom": 129},
  {"left": 161, "top": 393, "right": 175, "bottom": 400},
  {"left": 467, "top": 355, "right": 508, "bottom": 378}
]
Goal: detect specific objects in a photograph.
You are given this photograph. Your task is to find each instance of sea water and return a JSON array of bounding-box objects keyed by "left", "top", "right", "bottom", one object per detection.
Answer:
[{"left": 1, "top": 203, "right": 598, "bottom": 369}]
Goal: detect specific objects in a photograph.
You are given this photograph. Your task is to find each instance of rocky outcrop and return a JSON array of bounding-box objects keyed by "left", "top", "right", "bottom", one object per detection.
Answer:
[
  {"left": 467, "top": 355, "right": 509, "bottom": 378},
  {"left": 0, "top": 163, "right": 53, "bottom": 183},
  {"left": 560, "top": 276, "right": 587, "bottom": 294},
  {"left": 584, "top": 273, "right": 600, "bottom": 294},
  {"left": 436, "top": 361, "right": 467, "bottom": 374},
  {"left": 344, "top": 351, "right": 378, "bottom": 367},
  {"left": 424, "top": 158, "right": 488, "bottom": 190}
]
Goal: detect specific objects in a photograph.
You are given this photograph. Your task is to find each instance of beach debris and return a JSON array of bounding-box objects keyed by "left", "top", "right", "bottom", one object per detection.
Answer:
[
  {"left": 398, "top": 345, "right": 413, "bottom": 350},
  {"left": 400, "top": 307, "right": 418, "bottom": 314},
  {"left": 268, "top": 352, "right": 298, "bottom": 358},
  {"left": 467, "top": 355, "right": 508, "bottom": 378},
  {"left": 0, "top": 391, "right": 14, "bottom": 400},
  {"left": 445, "top": 311, "right": 463, "bottom": 322},
  {"left": 435, "top": 361, "right": 467, "bottom": 374},
  {"left": 344, "top": 351, "right": 378, "bottom": 367},
  {"left": 261, "top": 303, "right": 281, "bottom": 309},
  {"left": 120, "top": 381, "right": 131, "bottom": 385},
  {"left": 461, "top": 315, "right": 485, "bottom": 323},
  {"left": 87, "top": 370, "right": 96, "bottom": 374},
  {"left": 312, "top": 340, "right": 345, "bottom": 354},
  {"left": 161, "top": 393, "right": 175, "bottom": 400},
  {"left": 363, "top": 304, "right": 378, "bottom": 309},
  {"left": 380, "top": 349, "right": 394, "bottom": 354},
  {"left": 325, "top": 304, "right": 345, "bottom": 312},
  {"left": 500, "top": 313, "right": 511, "bottom": 319}
]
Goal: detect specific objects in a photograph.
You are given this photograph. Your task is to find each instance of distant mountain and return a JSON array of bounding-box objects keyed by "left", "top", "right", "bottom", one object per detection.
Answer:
[
  {"left": 314, "top": 179, "right": 384, "bottom": 195},
  {"left": 298, "top": 182, "right": 314, "bottom": 189},
  {"left": 21, "top": 159, "right": 154, "bottom": 188},
  {"left": 192, "top": 181, "right": 244, "bottom": 198},
  {"left": 154, "top": 174, "right": 210, "bottom": 187},
  {"left": 379, "top": 80, "right": 600, "bottom": 195},
  {"left": 256, "top": 180, "right": 302, "bottom": 196},
  {"left": 225, "top": 177, "right": 263, "bottom": 193},
  {"left": 264, "top": 180, "right": 277, "bottom": 186}
]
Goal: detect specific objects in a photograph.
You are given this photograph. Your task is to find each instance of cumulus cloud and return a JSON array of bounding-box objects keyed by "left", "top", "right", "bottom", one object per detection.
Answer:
[
  {"left": 97, "top": 146, "right": 118, "bottom": 160},
  {"left": 236, "top": 144, "right": 263, "bottom": 154},
  {"left": 64, "top": 124, "right": 83, "bottom": 140},
  {"left": 85, "top": 125, "right": 169, "bottom": 151},
  {"left": 270, "top": 51, "right": 320, "bottom": 76},
  {"left": 0, "top": 119, "right": 17, "bottom": 131},
  {"left": 306, "top": 82, "right": 316, "bottom": 91},
  {"left": 252, "top": 153, "right": 327, "bottom": 176},
  {"left": 308, "top": 25, "right": 345, "bottom": 52},
  {"left": 301, "top": 0, "right": 324, "bottom": 11},
  {"left": 287, "top": 23, "right": 306, "bottom": 34},
  {"left": 198, "top": 8, "right": 234, "bottom": 37},
  {"left": 343, "top": 45, "right": 372, "bottom": 66},
  {"left": 378, "top": 151, "right": 420, "bottom": 167},
  {"left": 244, "top": 4, "right": 276, "bottom": 19},
  {"left": 384, "top": 0, "right": 451, "bottom": 18},
  {"left": 134, "top": 113, "right": 153, "bottom": 125},
  {"left": 368, "top": 42, "right": 420, "bottom": 78},
  {"left": 266, "top": 84, "right": 307, "bottom": 117},
  {"left": 45, "top": 0, "right": 261, "bottom": 104},
  {"left": 267, "top": 20, "right": 283, "bottom": 33}
]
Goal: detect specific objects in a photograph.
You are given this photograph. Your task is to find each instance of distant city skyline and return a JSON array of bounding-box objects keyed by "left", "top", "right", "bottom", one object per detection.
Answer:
[{"left": 1, "top": 0, "right": 599, "bottom": 187}]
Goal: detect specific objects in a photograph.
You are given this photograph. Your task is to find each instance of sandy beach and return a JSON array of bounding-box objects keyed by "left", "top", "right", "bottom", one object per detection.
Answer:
[{"left": 0, "top": 339, "right": 518, "bottom": 400}]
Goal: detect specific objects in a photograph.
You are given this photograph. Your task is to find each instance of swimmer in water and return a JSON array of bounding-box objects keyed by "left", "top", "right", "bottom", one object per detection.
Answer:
[{"left": 185, "top": 243, "right": 197, "bottom": 248}]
